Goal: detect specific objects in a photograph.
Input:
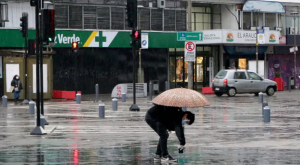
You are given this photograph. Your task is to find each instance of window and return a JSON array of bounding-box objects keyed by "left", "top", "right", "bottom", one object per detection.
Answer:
[
  {"left": 234, "top": 72, "right": 247, "bottom": 79},
  {"left": 253, "top": 13, "right": 263, "bottom": 27},
  {"left": 243, "top": 12, "right": 251, "bottom": 29},
  {"left": 265, "top": 13, "right": 276, "bottom": 29},
  {"left": 215, "top": 71, "right": 227, "bottom": 79},
  {"left": 248, "top": 72, "right": 261, "bottom": 80},
  {"left": 192, "top": 6, "right": 211, "bottom": 31},
  {"left": 286, "top": 16, "right": 299, "bottom": 34}
]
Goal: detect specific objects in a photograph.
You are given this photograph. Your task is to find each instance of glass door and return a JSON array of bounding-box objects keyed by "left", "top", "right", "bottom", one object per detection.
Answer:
[{"left": 195, "top": 57, "right": 204, "bottom": 90}]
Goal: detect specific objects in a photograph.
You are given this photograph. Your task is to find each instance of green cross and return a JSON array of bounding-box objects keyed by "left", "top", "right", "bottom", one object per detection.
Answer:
[{"left": 95, "top": 32, "right": 106, "bottom": 47}]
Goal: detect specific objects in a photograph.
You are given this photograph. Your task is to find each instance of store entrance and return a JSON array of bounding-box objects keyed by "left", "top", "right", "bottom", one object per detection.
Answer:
[{"left": 169, "top": 46, "right": 219, "bottom": 91}]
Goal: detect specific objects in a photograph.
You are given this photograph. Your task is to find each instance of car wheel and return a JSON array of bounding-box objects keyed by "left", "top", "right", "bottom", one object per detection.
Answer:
[
  {"left": 266, "top": 87, "right": 275, "bottom": 96},
  {"left": 215, "top": 92, "right": 223, "bottom": 97},
  {"left": 254, "top": 93, "right": 259, "bottom": 96},
  {"left": 227, "top": 88, "right": 236, "bottom": 97}
]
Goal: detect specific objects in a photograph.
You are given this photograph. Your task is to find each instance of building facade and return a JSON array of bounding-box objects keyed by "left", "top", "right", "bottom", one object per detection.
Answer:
[{"left": 0, "top": 0, "right": 300, "bottom": 98}]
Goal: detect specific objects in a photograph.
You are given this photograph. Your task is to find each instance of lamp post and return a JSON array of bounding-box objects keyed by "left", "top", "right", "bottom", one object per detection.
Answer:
[
  {"left": 253, "top": 9, "right": 260, "bottom": 74},
  {"left": 291, "top": 12, "right": 298, "bottom": 87}
]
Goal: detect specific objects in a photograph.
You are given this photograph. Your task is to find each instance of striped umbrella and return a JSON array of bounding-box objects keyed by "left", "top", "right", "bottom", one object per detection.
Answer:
[{"left": 152, "top": 88, "right": 210, "bottom": 108}]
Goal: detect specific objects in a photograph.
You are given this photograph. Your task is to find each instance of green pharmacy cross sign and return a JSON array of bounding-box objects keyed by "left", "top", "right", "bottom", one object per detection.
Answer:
[{"left": 177, "top": 32, "right": 203, "bottom": 41}]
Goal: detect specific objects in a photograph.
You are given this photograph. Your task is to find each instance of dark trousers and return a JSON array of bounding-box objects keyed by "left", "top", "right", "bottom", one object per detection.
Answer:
[{"left": 145, "top": 113, "right": 169, "bottom": 156}]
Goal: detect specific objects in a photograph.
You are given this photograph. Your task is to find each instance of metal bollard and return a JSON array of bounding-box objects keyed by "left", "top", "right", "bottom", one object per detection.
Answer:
[
  {"left": 76, "top": 93, "right": 81, "bottom": 104},
  {"left": 165, "top": 81, "right": 169, "bottom": 91},
  {"left": 122, "top": 93, "right": 126, "bottom": 102},
  {"left": 2, "top": 95, "right": 7, "bottom": 107},
  {"left": 29, "top": 86, "right": 33, "bottom": 101},
  {"left": 289, "top": 77, "right": 291, "bottom": 92},
  {"left": 99, "top": 103, "right": 105, "bottom": 118},
  {"left": 112, "top": 98, "right": 118, "bottom": 111},
  {"left": 182, "top": 107, "right": 187, "bottom": 111},
  {"left": 259, "top": 92, "right": 263, "bottom": 103},
  {"left": 95, "top": 84, "right": 99, "bottom": 102},
  {"left": 263, "top": 106, "right": 271, "bottom": 122},
  {"left": 262, "top": 101, "right": 268, "bottom": 116},
  {"left": 40, "top": 115, "right": 45, "bottom": 129},
  {"left": 29, "top": 101, "right": 35, "bottom": 114},
  {"left": 149, "top": 82, "right": 153, "bottom": 100}
]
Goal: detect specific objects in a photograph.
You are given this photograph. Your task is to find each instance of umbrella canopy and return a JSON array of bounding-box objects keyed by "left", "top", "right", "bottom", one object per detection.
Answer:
[{"left": 152, "top": 88, "right": 210, "bottom": 108}]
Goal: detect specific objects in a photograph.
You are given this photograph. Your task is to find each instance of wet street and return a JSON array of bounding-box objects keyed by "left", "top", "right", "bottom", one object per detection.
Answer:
[{"left": 1, "top": 91, "right": 300, "bottom": 164}]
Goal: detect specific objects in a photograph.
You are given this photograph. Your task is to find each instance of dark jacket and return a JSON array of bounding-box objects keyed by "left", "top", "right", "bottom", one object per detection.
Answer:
[
  {"left": 11, "top": 79, "right": 23, "bottom": 92},
  {"left": 147, "top": 105, "right": 186, "bottom": 145}
]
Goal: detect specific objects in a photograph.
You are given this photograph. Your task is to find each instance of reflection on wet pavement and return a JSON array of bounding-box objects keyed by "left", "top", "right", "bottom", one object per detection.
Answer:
[{"left": 1, "top": 91, "right": 300, "bottom": 164}]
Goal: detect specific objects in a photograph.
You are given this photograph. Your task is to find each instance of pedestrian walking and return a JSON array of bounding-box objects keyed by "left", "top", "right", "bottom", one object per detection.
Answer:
[
  {"left": 145, "top": 104, "right": 195, "bottom": 163},
  {"left": 11, "top": 75, "right": 23, "bottom": 105}
]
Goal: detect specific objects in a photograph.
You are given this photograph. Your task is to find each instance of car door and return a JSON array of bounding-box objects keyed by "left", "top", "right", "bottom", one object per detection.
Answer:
[
  {"left": 233, "top": 71, "right": 249, "bottom": 93},
  {"left": 247, "top": 72, "right": 265, "bottom": 92}
]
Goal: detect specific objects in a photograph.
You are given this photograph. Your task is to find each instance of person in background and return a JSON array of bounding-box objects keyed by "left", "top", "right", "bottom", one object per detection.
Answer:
[
  {"left": 145, "top": 104, "right": 195, "bottom": 163},
  {"left": 11, "top": 75, "right": 23, "bottom": 105}
]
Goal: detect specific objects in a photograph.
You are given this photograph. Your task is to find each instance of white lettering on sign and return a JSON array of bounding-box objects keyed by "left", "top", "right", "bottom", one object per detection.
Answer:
[{"left": 55, "top": 34, "right": 81, "bottom": 44}]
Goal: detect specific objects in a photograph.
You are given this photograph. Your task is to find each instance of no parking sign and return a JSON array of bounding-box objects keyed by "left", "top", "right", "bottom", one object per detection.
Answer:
[{"left": 184, "top": 41, "right": 196, "bottom": 62}]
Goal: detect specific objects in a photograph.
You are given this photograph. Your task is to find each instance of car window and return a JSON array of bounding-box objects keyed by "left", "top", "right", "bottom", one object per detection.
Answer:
[
  {"left": 215, "top": 70, "right": 227, "bottom": 79},
  {"left": 248, "top": 72, "right": 261, "bottom": 80},
  {"left": 234, "top": 72, "right": 247, "bottom": 79}
]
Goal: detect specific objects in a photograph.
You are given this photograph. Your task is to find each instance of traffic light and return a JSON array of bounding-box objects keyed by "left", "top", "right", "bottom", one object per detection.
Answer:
[
  {"left": 30, "top": 0, "right": 36, "bottom": 6},
  {"left": 20, "top": 13, "right": 28, "bottom": 38},
  {"left": 28, "top": 39, "right": 36, "bottom": 55},
  {"left": 130, "top": 30, "right": 141, "bottom": 48},
  {"left": 72, "top": 42, "right": 79, "bottom": 53},
  {"left": 42, "top": 9, "right": 55, "bottom": 44},
  {"left": 126, "top": 0, "right": 137, "bottom": 28}
]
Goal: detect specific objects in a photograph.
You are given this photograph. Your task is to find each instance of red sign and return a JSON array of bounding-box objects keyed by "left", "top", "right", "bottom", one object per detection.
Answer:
[
  {"left": 186, "top": 42, "right": 195, "bottom": 51},
  {"left": 117, "top": 86, "right": 121, "bottom": 97}
]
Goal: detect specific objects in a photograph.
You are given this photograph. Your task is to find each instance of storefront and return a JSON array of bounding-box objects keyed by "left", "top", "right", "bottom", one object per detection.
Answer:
[
  {"left": 269, "top": 35, "right": 300, "bottom": 87},
  {"left": 223, "top": 46, "right": 267, "bottom": 70},
  {"left": 0, "top": 29, "right": 186, "bottom": 95},
  {"left": 169, "top": 46, "right": 220, "bottom": 91},
  {"left": 0, "top": 28, "right": 281, "bottom": 95}
]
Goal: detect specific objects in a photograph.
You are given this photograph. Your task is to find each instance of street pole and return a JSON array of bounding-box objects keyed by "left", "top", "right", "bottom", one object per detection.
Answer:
[
  {"left": 291, "top": 12, "right": 298, "bottom": 88},
  {"left": 187, "top": 0, "right": 194, "bottom": 89},
  {"left": 129, "top": 2, "right": 140, "bottom": 111},
  {"left": 23, "top": 30, "right": 29, "bottom": 104},
  {"left": 256, "top": 11, "right": 258, "bottom": 74},
  {"left": 31, "top": 0, "right": 46, "bottom": 135},
  {"left": 40, "top": 8, "right": 44, "bottom": 116}
]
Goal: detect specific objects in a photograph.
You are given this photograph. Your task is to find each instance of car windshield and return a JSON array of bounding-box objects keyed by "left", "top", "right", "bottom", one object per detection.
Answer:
[{"left": 215, "top": 70, "right": 227, "bottom": 79}]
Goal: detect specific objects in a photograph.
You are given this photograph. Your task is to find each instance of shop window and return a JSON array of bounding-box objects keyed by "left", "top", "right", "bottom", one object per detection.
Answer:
[
  {"left": 196, "top": 57, "right": 204, "bottom": 82},
  {"left": 169, "top": 56, "right": 176, "bottom": 83},
  {"left": 174, "top": 57, "right": 187, "bottom": 82},
  {"left": 238, "top": 58, "right": 247, "bottom": 70}
]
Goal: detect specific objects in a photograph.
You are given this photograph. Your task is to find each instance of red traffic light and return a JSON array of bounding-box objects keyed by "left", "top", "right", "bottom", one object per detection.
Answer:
[
  {"left": 72, "top": 42, "right": 78, "bottom": 49},
  {"left": 131, "top": 30, "right": 141, "bottom": 40},
  {"left": 134, "top": 31, "right": 139, "bottom": 39}
]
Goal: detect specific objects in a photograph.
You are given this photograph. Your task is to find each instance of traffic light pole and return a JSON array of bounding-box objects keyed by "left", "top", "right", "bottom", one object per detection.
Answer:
[
  {"left": 129, "top": 29, "right": 140, "bottom": 111},
  {"left": 22, "top": 34, "right": 29, "bottom": 104},
  {"left": 31, "top": 0, "right": 46, "bottom": 135}
]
